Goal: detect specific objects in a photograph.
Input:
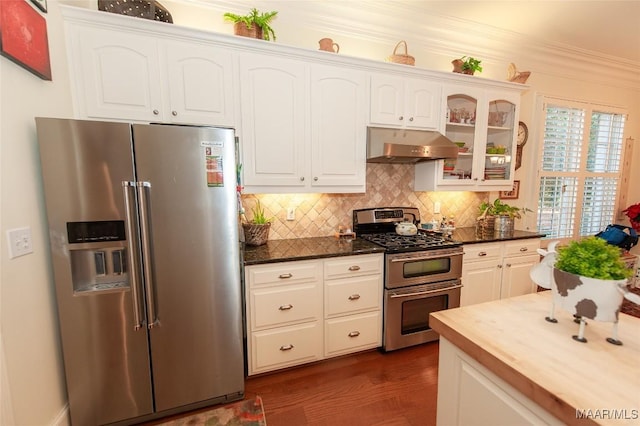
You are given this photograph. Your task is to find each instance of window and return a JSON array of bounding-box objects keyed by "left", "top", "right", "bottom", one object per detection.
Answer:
[{"left": 536, "top": 98, "right": 627, "bottom": 240}]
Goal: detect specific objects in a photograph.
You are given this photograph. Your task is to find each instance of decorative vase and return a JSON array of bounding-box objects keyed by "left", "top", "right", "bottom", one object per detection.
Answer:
[
  {"left": 233, "top": 22, "right": 263, "bottom": 40},
  {"left": 242, "top": 222, "right": 271, "bottom": 246},
  {"left": 493, "top": 215, "right": 514, "bottom": 238}
]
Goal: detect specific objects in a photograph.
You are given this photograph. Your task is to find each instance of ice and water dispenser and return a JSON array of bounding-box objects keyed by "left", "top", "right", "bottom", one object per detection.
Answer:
[{"left": 68, "top": 221, "right": 130, "bottom": 294}]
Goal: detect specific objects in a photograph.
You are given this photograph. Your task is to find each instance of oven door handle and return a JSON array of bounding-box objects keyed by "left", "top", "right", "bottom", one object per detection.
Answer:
[
  {"left": 389, "top": 253, "right": 463, "bottom": 263},
  {"left": 390, "top": 284, "right": 463, "bottom": 298}
]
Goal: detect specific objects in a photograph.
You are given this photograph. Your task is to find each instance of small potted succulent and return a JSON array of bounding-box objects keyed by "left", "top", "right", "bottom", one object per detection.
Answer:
[
  {"left": 242, "top": 200, "right": 272, "bottom": 246},
  {"left": 224, "top": 8, "right": 278, "bottom": 41},
  {"left": 452, "top": 56, "right": 483, "bottom": 75}
]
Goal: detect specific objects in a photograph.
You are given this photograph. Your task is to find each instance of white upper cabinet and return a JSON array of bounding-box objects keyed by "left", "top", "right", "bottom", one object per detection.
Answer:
[
  {"left": 370, "top": 74, "right": 441, "bottom": 129},
  {"left": 67, "top": 25, "right": 234, "bottom": 126},
  {"left": 240, "top": 56, "right": 367, "bottom": 193},
  {"left": 415, "top": 86, "right": 520, "bottom": 191}
]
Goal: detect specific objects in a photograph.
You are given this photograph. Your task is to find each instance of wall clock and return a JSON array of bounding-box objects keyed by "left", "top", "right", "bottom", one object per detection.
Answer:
[{"left": 515, "top": 121, "right": 528, "bottom": 170}]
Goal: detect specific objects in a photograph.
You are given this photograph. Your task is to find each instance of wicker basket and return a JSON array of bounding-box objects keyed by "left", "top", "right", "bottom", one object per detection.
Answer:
[
  {"left": 475, "top": 216, "right": 495, "bottom": 239},
  {"left": 387, "top": 41, "right": 415, "bottom": 66},
  {"left": 234, "top": 22, "right": 263, "bottom": 40},
  {"left": 242, "top": 222, "right": 271, "bottom": 246}
]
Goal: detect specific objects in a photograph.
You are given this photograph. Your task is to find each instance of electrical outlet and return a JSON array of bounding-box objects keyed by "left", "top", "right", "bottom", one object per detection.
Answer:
[
  {"left": 434, "top": 202, "right": 441, "bottom": 214},
  {"left": 286, "top": 207, "right": 296, "bottom": 221},
  {"left": 7, "top": 227, "right": 33, "bottom": 259}
]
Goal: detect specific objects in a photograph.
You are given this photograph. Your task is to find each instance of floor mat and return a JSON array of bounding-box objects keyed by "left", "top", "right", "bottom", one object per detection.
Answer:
[{"left": 157, "top": 397, "right": 266, "bottom": 426}]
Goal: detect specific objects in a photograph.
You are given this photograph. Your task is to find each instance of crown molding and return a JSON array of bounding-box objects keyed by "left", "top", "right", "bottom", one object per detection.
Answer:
[{"left": 183, "top": 0, "right": 640, "bottom": 90}]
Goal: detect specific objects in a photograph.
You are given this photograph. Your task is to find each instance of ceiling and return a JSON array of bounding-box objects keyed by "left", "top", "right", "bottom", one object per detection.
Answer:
[{"left": 424, "top": 1, "right": 640, "bottom": 64}]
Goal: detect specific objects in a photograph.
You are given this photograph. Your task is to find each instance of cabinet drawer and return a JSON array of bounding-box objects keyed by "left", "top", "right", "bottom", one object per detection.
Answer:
[
  {"left": 324, "top": 254, "right": 383, "bottom": 279},
  {"left": 247, "top": 260, "right": 320, "bottom": 288},
  {"left": 504, "top": 239, "right": 540, "bottom": 257},
  {"left": 249, "top": 321, "right": 323, "bottom": 375},
  {"left": 464, "top": 243, "right": 502, "bottom": 262},
  {"left": 325, "top": 275, "right": 382, "bottom": 317},
  {"left": 250, "top": 283, "right": 322, "bottom": 329},
  {"left": 324, "top": 311, "right": 381, "bottom": 357}
]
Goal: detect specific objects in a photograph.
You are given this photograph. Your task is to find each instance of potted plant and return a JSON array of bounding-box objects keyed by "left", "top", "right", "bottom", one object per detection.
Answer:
[
  {"left": 242, "top": 200, "right": 272, "bottom": 246},
  {"left": 476, "top": 199, "right": 531, "bottom": 238},
  {"left": 551, "top": 237, "right": 634, "bottom": 343},
  {"left": 451, "top": 56, "right": 483, "bottom": 75},
  {"left": 224, "top": 8, "right": 278, "bottom": 41}
]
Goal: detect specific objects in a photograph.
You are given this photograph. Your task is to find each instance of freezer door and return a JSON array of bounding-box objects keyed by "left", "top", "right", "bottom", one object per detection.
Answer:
[
  {"left": 132, "top": 124, "right": 244, "bottom": 411},
  {"left": 35, "top": 118, "right": 153, "bottom": 425}
]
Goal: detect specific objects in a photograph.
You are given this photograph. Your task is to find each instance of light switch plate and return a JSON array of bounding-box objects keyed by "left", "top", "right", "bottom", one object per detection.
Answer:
[
  {"left": 286, "top": 207, "right": 296, "bottom": 221},
  {"left": 7, "top": 227, "right": 33, "bottom": 259}
]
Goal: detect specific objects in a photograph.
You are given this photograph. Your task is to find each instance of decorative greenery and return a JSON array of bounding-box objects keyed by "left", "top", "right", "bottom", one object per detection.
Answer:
[
  {"left": 224, "top": 8, "right": 278, "bottom": 41},
  {"left": 555, "top": 237, "right": 633, "bottom": 280},
  {"left": 247, "top": 200, "right": 272, "bottom": 224},
  {"left": 478, "top": 199, "right": 531, "bottom": 219},
  {"left": 459, "top": 56, "right": 483, "bottom": 73}
]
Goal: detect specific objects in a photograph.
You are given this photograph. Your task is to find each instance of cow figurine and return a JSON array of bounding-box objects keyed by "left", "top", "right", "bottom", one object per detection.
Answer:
[{"left": 529, "top": 241, "right": 640, "bottom": 345}]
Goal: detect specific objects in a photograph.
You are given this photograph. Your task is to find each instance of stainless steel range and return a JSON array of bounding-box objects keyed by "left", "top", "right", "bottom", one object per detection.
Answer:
[{"left": 353, "top": 207, "right": 463, "bottom": 351}]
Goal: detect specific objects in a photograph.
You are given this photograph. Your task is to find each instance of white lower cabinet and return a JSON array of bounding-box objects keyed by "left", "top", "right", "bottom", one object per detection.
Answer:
[
  {"left": 461, "top": 239, "right": 540, "bottom": 306},
  {"left": 437, "top": 337, "right": 562, "bottom": 426},
  {"left": 245, "top": 253, "right": 383, "bottom": 375}
]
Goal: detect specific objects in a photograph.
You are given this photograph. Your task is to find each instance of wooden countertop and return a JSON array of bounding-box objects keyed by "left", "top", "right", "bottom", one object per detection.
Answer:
[{"left": 430, "top": 291, "right": 640, "bottom": 425}]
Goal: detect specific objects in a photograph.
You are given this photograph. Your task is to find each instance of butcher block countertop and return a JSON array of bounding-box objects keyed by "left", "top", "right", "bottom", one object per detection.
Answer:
[{"left": 430, "top": 291, "right": 640, "bottom": 425}]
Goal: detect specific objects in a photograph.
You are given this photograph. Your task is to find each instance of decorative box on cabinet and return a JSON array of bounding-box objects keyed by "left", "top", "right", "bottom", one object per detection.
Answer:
[
  {"left": 239, "top": 55, "right": 367, "bottom": 194},
  {"left": 65, "top": 24, "right": 234, "bottom": 125},
  {"left": 460, "top": 239, "right": 540, "bottom": 307},
  {"left": 415, "top": 86, "right": 522, "bottom": 192},
  {"left": 370, "top": 74, "right": 441, "bottom": 130}
]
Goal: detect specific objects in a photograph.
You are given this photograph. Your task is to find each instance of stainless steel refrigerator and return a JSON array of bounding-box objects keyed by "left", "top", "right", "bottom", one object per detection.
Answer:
[{"left": 35, "top": 118, "right": 244, "bottom": 425}]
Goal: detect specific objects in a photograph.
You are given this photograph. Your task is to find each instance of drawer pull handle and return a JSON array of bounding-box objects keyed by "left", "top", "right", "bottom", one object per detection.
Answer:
[
  {"left": 278, "top": 304, "right": 293, "bottom": 311},
  {"left": 348, "top": 294, "right": 361, "bottom": 301},
  {"left": 348, "top": 265, "right": 361, "bottom": 271},
  {"left": 279, "top": 344, "right": 294, "bottom": 351},
  {"left": 520, "top": 247, "right": 529, "bottom": 252},
  {"left": 278, "top": 273, "right": 293, "bottom": 279},
  {"left": 348, "top": 331, "right": 360, "bottom": 338},
  {"left": 478, "top": 252, "right": 487, "bottom": 257}
]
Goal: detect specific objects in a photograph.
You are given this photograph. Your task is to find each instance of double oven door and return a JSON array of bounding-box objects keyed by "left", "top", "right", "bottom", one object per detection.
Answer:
[{"left": 383, "top": 247, "right": 463, "bottom": 351}]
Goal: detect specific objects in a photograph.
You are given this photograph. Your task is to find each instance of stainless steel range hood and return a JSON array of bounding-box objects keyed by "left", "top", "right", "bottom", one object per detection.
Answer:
[{"left": 366, "top": 127, "right": 459, "bottom": 163}]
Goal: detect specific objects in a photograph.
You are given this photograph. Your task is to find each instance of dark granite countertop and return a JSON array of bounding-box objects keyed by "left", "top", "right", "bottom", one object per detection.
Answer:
[
  {"left": 243, "top": 237, "right": 385, "bottom": 265},
  {"left": 451, "top": 227, "right": 545, "bottom": 244}
]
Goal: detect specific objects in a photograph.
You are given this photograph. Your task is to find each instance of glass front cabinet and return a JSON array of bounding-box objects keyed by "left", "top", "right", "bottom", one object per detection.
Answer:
[{"left": 415, "top": 85, "right": 520, "bottom": 192}]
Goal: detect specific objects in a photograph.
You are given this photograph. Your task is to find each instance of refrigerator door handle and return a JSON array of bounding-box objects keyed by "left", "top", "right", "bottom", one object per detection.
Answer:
[
  {"left": 137, "top": 181, "right": 160, "bottom": 329},
  {"left": 122, "top": 181, "right": 145, "bottom": 330}
]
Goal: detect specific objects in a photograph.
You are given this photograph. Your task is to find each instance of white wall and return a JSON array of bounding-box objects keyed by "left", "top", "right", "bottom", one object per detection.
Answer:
[{"left": 0, "top": 1, "right": 638, "bottom": 424}]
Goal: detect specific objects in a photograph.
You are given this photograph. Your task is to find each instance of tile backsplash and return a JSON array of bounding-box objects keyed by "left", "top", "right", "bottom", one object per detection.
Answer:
[{"left": 241, "top": 163, "right": 488, "bottom": 240}]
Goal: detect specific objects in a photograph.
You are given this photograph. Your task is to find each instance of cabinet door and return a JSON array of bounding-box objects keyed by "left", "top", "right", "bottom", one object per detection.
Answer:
[
  {"left": 500, "top": 254, "right": 540, "bottom": 299},
  {"left": 369, "top": 74, "right": 404, "bottom": 126},
  {"left": 310, "top": 66, "right": 367, "bottom": 190},
  {"left": 74, "top": 27, "right": 163, "bottom": 121},
  {"left": 461, "top": 259, "right": 502, "bottom": 306},
  {"left": 239, "top": 54, "right": 307, "bottom": 188},
  {"left": 164, "top": 41, "right": 234, "bottom": 126},
  {"left": 403, "top": 79, "right": 441, "bottom": 129}
]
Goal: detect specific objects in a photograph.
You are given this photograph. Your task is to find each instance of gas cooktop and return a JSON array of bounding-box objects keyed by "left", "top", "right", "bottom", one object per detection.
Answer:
[{"left": 359, "top": 231, "right": 461, "bottom": 252}]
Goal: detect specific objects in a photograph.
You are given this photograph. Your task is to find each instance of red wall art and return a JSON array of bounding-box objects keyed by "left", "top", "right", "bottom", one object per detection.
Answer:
[{"left": 0, "top": 0, "right": 51, "bottom": 80}]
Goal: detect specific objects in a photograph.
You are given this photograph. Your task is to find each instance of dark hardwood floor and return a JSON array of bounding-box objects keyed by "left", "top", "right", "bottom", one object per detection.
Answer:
[{"left": 243, "top": 342, "right": 440, "bottom": 426}]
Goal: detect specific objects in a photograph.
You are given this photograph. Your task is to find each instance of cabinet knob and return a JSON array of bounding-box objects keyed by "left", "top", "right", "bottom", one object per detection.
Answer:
[
  {"left": 171, "top": 110, "right": 178, "bottom": 116},
  {"left": 313, "top": 177, "right": 318, "bottom": 181},
  {"left": 300, "top": 177, "right": 305, "bottom": 181},
  {"left": 348, "top": 294, "right": 361, "bottom": 301},
  {"left": 409, "top": 117, "right": 414, "bottom": 122},
  {"left": 506, "top": 263, "right": 512, "bottom": 267},
  {"left": 278, "top": 304, "right": 293, "bottom": 311},
  {"left": 348, "top": 331, "right": 360, "bottom": 338},
  {"left": 279, "top": 344, "right": 294, "bottom": 351},
  {"left": 478, "top": 252, "right": 487, "bottom": 257},
  {"left": 520, "top": 247, "right": 528, "bottom": 252},
  {"left": 473, "top": 178, "right": 478, "bottom": 181},
  {"left": 153, "top": 109, "right": 159, "bottom": 115},
  {"left": 497, "top": 264, "right": 503, "bottom": 268},
  {"left": 399, "top": 116, "right": 404, "bottom": 121}
]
